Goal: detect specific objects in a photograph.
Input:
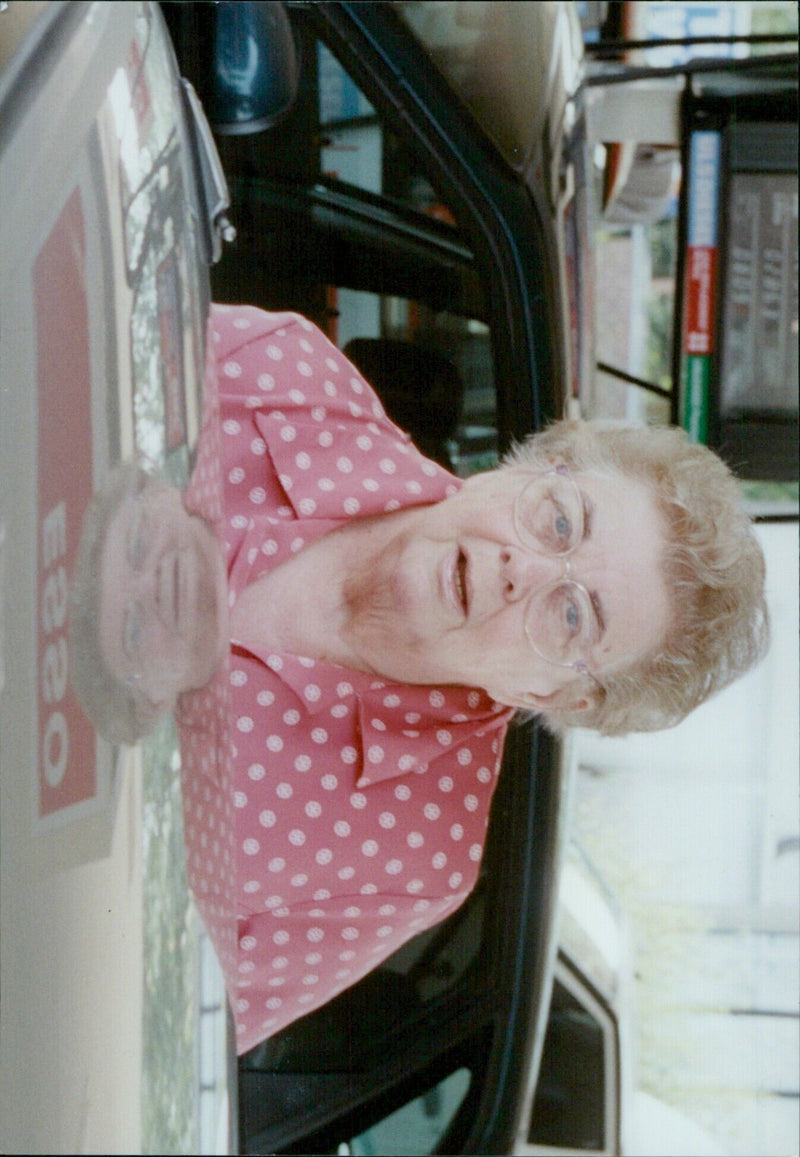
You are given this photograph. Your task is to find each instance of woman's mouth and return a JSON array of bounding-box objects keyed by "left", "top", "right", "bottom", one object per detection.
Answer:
[
  {"left": 443, "top": 547, "right": 469, "bottom": 619},
  {"left": 157, "top": 549, "right": 190, "bottom": 635},
  {"left": 456, "top": 548, "right": 468, "bottom": 615}
]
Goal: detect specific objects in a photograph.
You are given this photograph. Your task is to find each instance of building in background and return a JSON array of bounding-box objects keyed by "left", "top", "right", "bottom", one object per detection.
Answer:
[{"left": 573, "top": 6, "right": 798, "bottom": 1155}]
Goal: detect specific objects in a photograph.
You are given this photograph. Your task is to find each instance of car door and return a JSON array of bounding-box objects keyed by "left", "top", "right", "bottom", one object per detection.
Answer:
[{"left": 164, "top": 3, "right": 574, "bottom": 1151}]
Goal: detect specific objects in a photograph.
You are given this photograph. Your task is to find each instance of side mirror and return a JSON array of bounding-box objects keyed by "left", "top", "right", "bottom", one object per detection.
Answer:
[
  {"left": 164, "top": 1, "right": 299, "bottom": 135},
  {"left": 180, "top": 78, "right": 236, "bottom": 263}
]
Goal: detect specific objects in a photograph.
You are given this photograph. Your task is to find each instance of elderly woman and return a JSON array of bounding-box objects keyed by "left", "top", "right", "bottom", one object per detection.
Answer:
[{"left": 70, "top": 305, "right": 767, "bottom": 1053}]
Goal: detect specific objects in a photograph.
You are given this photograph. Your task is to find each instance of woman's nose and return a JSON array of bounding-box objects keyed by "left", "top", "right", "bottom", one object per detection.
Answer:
[
  {"left": 130, "top": 547, "right": 160, "bottom": 612},
  {"left": 501, "top": 545, "right": 564, "bottom": 602}
]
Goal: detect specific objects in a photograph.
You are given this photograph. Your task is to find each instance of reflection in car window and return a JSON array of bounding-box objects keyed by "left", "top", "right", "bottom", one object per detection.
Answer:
[
  {"left": 349, "top": 1067, "right": 471, "bottom": 1156},
  {"left": 213, "top": 21, "right": 504, "bottom": 474},
  {"left": 104, "top": 4, "right": 204, "bottom": 478},
  {"left": 312, "top": 42, "right": 501, "bottom": 474}
]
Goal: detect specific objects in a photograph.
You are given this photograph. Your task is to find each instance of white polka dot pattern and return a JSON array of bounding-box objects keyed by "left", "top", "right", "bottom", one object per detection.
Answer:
[{"left": 177, "top": 305, "right": 512, "bottom": 1058}]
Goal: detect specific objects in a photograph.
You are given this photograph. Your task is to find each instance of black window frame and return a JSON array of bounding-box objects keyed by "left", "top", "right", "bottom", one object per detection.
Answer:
[
  {"left": 292, "top": 0, "right": 565, "bottom": 448},
  {"left": 527, "top": 952, "right": 622, "bottom": 1155}
]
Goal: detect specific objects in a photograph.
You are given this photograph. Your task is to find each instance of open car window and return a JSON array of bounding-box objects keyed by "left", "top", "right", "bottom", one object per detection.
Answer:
[
  {"left": 212, "top": 17, "right": 503, "bottom": 476},
  {"left": 241, "top": 884, "right": 487, "bottom": 1075},
  {"left": 240, "top": 1026, "right": 494, "bottom": 1157},
  {"left": 211, "top": 7, "right": 567, "bottom": 1153}
]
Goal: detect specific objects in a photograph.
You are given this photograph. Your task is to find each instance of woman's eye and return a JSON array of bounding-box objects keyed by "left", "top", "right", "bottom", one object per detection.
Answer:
[
  {"left": 553, "top": 509, "right": 572, "bottom": 546},
  {"left": 564, "top": 598, "right": 581, "bottom": 636}
]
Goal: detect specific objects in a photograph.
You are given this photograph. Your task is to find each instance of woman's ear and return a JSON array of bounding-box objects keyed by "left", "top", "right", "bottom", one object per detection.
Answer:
[
  {"left": 524, "top": 689, "right": 593, "bottom": 714},
  {"left": 485, "top": 682, "right": 595, "bottom": 715}
]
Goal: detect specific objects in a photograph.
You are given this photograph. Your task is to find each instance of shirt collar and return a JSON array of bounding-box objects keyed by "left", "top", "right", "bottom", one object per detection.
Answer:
[
  {"left": 354, "top": 685, "right": 512, "bottom": 787},
  {"left": 230, "top": 638, "right": 511, "bottom": 788}
]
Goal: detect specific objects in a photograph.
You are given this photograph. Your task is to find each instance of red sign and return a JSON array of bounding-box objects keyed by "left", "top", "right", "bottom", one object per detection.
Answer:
[
  {"left": 33, "top": 188, "right": 98, "bottom": 820},
  {"left": 684, "top": 244, "right": 717, "bottom": 356}
]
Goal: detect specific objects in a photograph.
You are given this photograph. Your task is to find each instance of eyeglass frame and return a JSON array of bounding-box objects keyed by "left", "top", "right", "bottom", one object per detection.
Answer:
[{"left": 511, "top": 464, "right": 603, "bottom": 686}]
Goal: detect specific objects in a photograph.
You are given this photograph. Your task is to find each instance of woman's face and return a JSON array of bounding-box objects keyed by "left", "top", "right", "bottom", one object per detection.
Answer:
[
  {"left": 342, "top": 465, "right": 671, "bottom": 712},
  {"left": 98, "top": 480, "right": 228, "bottom": 716}
]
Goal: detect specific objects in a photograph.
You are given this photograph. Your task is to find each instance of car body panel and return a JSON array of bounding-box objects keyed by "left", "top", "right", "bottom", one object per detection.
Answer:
[{"left": 0, "top": 2, "right": 226, "bottom": 1149}]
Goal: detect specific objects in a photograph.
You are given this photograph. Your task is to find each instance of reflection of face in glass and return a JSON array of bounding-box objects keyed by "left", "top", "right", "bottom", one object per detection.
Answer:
[{"left": 98, "top": 478, "right": 228, "bottom": 718}]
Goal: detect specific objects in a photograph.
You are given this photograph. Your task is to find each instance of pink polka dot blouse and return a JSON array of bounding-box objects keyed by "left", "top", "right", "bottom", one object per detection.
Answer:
[{"left": 178, "top": 305, "right": 512, "bottom": 1055}]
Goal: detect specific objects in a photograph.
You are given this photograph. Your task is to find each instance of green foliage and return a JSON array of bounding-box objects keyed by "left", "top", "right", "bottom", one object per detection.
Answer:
[
  {"left": 648, "top": 218, "right": 677, "bottom": 281},
  {"left": 646, "top": 293, "right": 674, "bottom": 390},
  {"left": 750, "top": 1, "right": 799, "bottom": 38}
]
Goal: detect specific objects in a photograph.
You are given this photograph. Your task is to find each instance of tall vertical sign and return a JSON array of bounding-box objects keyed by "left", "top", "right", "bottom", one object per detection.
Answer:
[{"left": 682, "top": 130, "right": 721, "bottom": 442}]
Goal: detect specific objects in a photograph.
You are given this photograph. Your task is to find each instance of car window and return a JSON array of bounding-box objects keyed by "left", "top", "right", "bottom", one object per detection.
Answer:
[
  {"left": 318, "top": 39, "right": 458, "bottom": 226},
  {"left": 330, "top": 286, "right": 498, "bottom": 476},
  {"left": 211, "top": 10, "right": 562, "bottom": 1152},
  {"left": 242, "top": 885, "right": 486, "bottom": 1076},
  {"left": 242, "top": 1030, "right": 493, "bottom": 1156},
  {"left": 212, "top": 18, "right": 502, "bottom": 475},
  {"left": 348, "top": 1067, "right": 471, "bottom": 1156},
  {"left": 238, "top": 889, "right": 491, "bottom": 1153},
  {"left": 527, "top": 967, "right": 615, "bottom": 1154},
  {"left": 317, "top": 40, "right": 499, "bottom": 475},
  {"left": 318, "top": 41, "right": 381, "bottom": 193}
]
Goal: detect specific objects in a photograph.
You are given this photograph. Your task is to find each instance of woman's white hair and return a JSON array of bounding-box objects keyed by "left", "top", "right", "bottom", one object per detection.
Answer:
[{"left": 501, "top": 420, "right": 769, "bottom": 737}]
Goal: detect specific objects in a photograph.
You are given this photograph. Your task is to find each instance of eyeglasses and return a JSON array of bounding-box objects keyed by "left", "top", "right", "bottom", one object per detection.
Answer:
[{"left": 512, "top": 466, "right": 601, "bottom": 680}]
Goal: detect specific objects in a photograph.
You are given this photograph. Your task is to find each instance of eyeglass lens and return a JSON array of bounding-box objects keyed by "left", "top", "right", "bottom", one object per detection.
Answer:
[
  {"left": 514, "top": 473, "right": 598, "bottom": 668},
  {"left": 513, "top": 472, "right": 583, "bottom": 557}
]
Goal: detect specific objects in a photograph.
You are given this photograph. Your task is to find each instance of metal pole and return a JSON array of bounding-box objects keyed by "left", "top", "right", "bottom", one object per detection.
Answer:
[
  {"left": 586, "top": 51, "right": 798, "bottom": 86},
  {"left": 586, "top": 33, "right": 799, "bottom": 58}
]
